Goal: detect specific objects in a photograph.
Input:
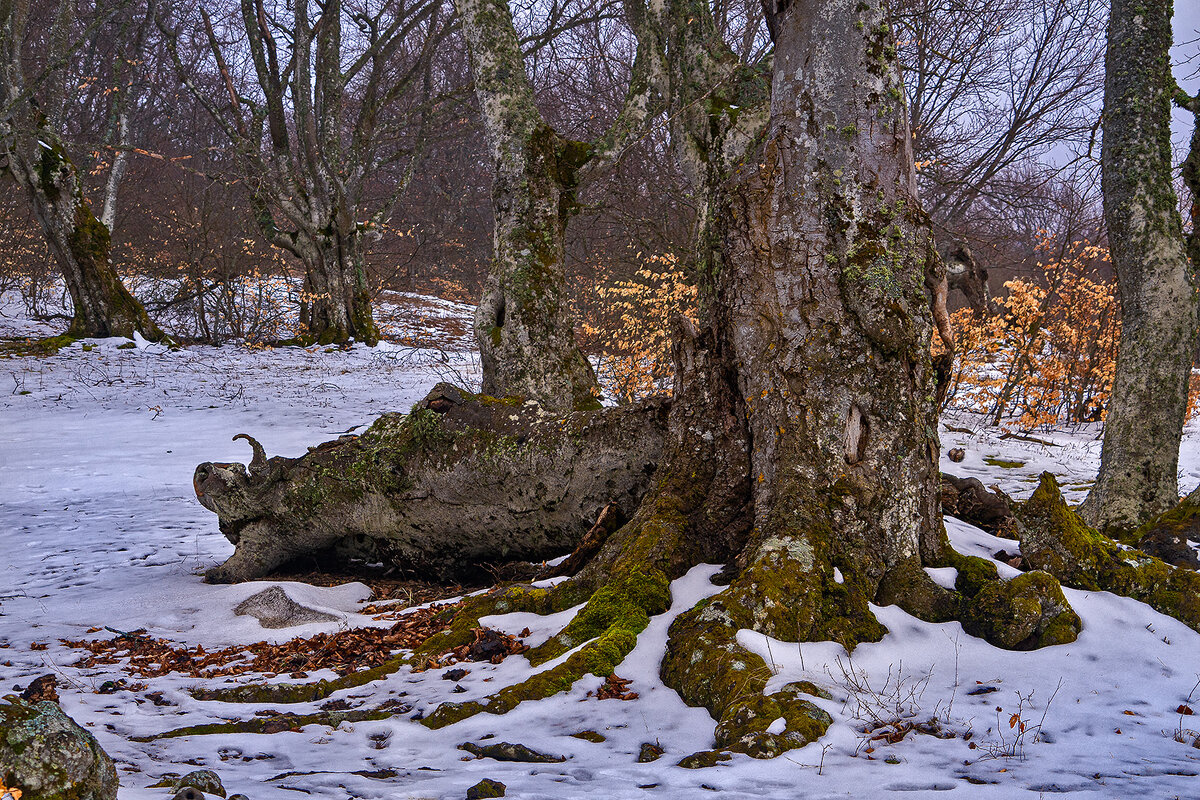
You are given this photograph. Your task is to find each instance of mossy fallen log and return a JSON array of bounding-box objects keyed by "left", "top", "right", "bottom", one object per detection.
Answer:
[{"left": 195, "top": 383, "right": 669, "bottom": 583}]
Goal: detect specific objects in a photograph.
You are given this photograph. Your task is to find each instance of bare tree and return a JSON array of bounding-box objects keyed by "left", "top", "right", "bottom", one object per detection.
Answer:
[
  {"left": 0, "top": 0, "right": 163, "bottom": 340},
  {"left": 160, "top": 0, "right": 453, "bottom": 344}
]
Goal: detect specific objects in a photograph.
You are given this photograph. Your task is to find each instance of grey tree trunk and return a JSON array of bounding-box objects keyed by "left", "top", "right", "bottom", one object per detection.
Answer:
[
  {"left": 1079, "top": 0, "right": 1197, "bottom": 533},
  {"left": 294, "top": 226, "right": 379, "bottom": 345},
  {"left": 457, "top": 0, "right": 601, "bottom": 410},
  {"left": 0, "top": 0, "right": 161, "bottom": 341},
  {"left": 716, "top": 0, "right": 945, "bottom": 638}
]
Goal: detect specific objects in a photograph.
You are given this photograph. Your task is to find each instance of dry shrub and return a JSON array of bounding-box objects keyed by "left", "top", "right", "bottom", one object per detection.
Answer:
[
  {"left": 577, "top": 253, "right": 697, "bottom": 403},
  {"left": 940, "top": 241, "right": 1121, "bottom": 431}
]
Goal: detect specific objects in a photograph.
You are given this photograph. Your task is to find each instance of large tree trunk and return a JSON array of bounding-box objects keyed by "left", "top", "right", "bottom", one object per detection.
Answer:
[
  {"left": 295, "top": 226, "right": 379, "bottom": 345},
  {"left": 410, "top": 0, "right": 1079, "bottom": 760},
  {"left": 12, "top": 137, "right": 162, "bottom": 341},
  {"left": 195, "top": 383, "right": 669, "bottom": 583},
  {"left": 457, "top": 0, "right": 601, "bottom": 410},
  {"left": 195, "top": 0, "right": 1089, "bottom": 758},
  {"left": 1079, "top": 0, "right": 1197, "bottom": 533}
]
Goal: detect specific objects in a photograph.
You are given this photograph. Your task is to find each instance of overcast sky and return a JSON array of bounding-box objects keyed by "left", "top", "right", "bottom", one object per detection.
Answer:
[{"left": 1172, "top": 3, "right": 1200, "bottom": 148}]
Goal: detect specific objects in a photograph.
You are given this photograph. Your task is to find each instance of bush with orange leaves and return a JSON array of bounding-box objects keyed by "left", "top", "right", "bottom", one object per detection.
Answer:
[
  {"left": 576, "top": 253, "right": 697, "bottom": 403},
  {"left": 941, "top": 242, "right": 1125, "bottom": 431}
]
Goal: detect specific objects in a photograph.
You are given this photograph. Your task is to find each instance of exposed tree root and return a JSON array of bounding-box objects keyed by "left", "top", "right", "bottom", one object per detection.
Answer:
[
  {"left": 1016, "top": 473, "right": 1200, "bottom": 631},
  {"left": 190, "top": 654, "right": 412, "bottom": 704}
]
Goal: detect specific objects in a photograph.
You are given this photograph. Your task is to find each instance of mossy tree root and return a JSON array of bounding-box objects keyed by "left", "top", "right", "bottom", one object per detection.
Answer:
[
  {"left": 1017, "top": 472, "right": 1200, "bottom": 632},
  {"left": 131, "top": 709, "right": 389, "bottom": 742}
]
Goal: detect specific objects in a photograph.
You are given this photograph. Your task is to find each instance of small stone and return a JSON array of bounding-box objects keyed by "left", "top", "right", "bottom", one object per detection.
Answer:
[
  {"left": 234, "top": 587, "right": 337, "bottom": 629},
  {"left": 173, "top": 790, "right": 204, "bottom": 800},
  {"left": 443, "top": 668, "right": 469, "bottom": 681},
  {"left": 569, "top": 730, "right": 606, "bottom": 743},
  {"left": 459, "top": 741, "right": 565, "bottom": 763},
  {"left": 451, "top": 684, "right": 467, "bottom": 693},
  {"left": 637, "top": 742, "right": 664, "bottom": 762},
  {"left": 228, "top": 795, "right": 250, "bottom": 800},
  {"left": 173, "top": 769, "right": 226, "bottom": 798},
  {"left": 465, "top": 778, "right": 506, "bottom": 799},
  {"left": 948, "top": 447, "right": 965, "bottom": 462}
]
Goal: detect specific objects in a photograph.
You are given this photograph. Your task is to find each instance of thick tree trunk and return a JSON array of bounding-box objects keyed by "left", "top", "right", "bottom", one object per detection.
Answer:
[
  {"left": 1079, "top": 0, "right": 1197, "bottom": 533},
  {"left": 457, "top": 0, "right": 601, "bottom": 410},
  {"left": 411, "top": 0, "right": 1078, "bottom": 760},
  {"left": 195, "top": 383, "right": 669, "bottom": 583},
  {"left": 15, "top": 138, "right": 162, "bottom": 341},
  {"left": 721, "top": 0, "right": 946, "bottom": 603},
  {"left": 295, "top": 227, "right": 379, "bottom": 345}
]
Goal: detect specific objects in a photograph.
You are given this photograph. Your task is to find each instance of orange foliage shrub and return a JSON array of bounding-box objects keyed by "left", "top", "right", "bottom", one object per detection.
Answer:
[
  {"left": 577, "top": 253, "right": 697, "bottom": 403},
  {"left": 941, "top": 242, "right": 1122, "bottom": 431}
]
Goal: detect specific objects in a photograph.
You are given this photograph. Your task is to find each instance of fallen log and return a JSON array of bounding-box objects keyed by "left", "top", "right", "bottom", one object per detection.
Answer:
[{"left": 195, "top": 383, "right": 670, "bottom": 583}]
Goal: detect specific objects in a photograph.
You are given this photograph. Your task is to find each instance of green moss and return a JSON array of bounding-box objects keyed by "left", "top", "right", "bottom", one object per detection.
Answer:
[
  {"left": 1017, "top": 473, "right": 1200, "bottom": 633},
  {"left": 525, "top": 569, "right": 669, "bottom": 666},
  {"left": 983, "top": 456, "right": 1026, "bottom": 469},
  {"left": 0, "top": 334, "right": 77, "bottom": 358}
]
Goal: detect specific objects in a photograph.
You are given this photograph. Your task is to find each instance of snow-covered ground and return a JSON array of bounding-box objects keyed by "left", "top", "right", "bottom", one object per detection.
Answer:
[{"left": 3, "top": 297, "right": 1200, "bottom": 800}]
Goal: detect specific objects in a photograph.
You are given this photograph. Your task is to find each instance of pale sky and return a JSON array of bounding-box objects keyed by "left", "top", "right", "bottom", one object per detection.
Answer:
[{"left": 1172, "top": 2, "right": 1200, "bottom": 148}]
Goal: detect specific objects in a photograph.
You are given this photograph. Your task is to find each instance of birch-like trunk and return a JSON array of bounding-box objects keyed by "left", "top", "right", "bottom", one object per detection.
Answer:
[
  {"left": 457, "top": 0, "right": 600, "bottom": 410},
  {"left": 1079, "top": 0, "right": 1197, "bottom": 532}
]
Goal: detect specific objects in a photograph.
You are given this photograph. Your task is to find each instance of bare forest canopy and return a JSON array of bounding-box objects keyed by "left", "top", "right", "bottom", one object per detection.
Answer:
[{"left": 6, "top": 0, "right": 1187, "bottom": 337}]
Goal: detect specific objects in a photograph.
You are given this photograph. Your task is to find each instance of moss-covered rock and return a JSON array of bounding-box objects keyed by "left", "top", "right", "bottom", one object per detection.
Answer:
[
  {"left": 0, "top": 696, "right": 118, "bottom": 800},
  {"left": 960, "top": 571, "right": 1081, "bottom": 649},
  {"left": 172, "top": 770, "right": 225, "bottom": 798}
]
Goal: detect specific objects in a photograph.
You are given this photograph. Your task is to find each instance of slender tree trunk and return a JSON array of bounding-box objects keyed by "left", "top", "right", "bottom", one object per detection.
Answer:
[
  {"left": 1079, "top": 0, "right": 1196, "bottom": 532},
  {"left": 10, "top": 136, "right": 162, "bottom": 340},
  {"left": 456, "top": 0, "right": 600, "bottom": 410},
  {"left": 295, "top": 227, "right": 379, "bottom": 345}
]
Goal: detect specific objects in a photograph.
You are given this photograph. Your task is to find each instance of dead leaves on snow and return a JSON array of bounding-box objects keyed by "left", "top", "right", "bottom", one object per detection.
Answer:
[{"left": 63, "top": 603, "right": 460, "bottom": 681}]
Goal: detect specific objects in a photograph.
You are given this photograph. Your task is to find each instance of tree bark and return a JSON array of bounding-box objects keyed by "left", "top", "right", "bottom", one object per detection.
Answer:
[
  {"left": 294, "top": 227, "right": 379, "bottom": 345},
  {"left": 456, "top": 0, "right": 601, "bottom": 410},
  {"left": 1079, "top": 0, "right": 1197, "bottom": 533}
]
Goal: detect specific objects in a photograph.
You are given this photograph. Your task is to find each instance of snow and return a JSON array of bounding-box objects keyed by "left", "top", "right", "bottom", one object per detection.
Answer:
[{"left": 3, "top": 297, "right": 1200, "bottom": 799}]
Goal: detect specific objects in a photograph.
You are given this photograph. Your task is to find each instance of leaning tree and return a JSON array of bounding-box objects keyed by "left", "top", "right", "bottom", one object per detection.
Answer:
[{"left": 0, "top": 0, "right": 162, "bottom": 340}]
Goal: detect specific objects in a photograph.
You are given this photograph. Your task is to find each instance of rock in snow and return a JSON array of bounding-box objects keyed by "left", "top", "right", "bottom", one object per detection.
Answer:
[{"left": 233, "top": 586, "right": 338, "bottom": 628}]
